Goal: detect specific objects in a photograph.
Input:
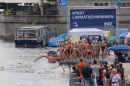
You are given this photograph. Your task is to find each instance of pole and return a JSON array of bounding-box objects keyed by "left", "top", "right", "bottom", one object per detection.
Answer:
[
  {"left": 118, "top": 6, "right": 120, "bottom": 43},
  {"left": 116, "top": 0, "right": 120, "bottom": 43},
  {"left": 67, "top": 6, "right": 68, "bottom": 36},
  {"left": 66, "top": 1, "right": 72, "bottom": 60}
]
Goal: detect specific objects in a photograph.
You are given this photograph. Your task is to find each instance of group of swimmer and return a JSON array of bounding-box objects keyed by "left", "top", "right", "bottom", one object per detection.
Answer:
[{"left": 57, "top": 38, "right": 108, "bottom": 62}]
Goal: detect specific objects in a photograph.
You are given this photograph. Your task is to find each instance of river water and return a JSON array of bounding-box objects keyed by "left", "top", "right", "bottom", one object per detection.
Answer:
[{"left": 0, "top": 40, "right": 69, "bottom": 86}]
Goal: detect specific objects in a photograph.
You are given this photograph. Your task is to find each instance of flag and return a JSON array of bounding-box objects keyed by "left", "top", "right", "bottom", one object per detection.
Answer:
[
  {"left": 116, "top": 0, "right": 120, "bottom": 8},
  {"left": 59, "top": 0, "right": 68, "bottom": 6}
]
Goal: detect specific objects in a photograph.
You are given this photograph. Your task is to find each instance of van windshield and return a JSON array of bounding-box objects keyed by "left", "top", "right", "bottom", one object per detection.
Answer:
[{"left": 17, "top": 30, "right": 37, "bottom": 38}]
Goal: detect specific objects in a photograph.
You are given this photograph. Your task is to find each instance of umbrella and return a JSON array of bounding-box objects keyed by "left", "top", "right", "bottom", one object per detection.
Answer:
[
  {"left": 119, "top": 32, "right": 130, "bottom": 39},
  {"left": 108, "top": 45, "right": 130, "bottom": 51}
]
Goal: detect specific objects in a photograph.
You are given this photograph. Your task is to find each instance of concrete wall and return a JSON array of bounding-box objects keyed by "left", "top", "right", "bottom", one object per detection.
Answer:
[{"left": 0, "top": 15, "right": 67, "bottom": 37}]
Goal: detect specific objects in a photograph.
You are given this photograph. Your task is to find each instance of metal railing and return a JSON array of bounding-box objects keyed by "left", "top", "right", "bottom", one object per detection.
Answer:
[
  {"left": 124, "top": 79, "right": 130, "bottom": 86},
  {"left": 69, "top": 73, "right": 92, "bottom": 86}
]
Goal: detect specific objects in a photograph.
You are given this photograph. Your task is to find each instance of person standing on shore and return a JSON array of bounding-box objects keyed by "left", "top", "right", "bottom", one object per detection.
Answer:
[
  {"left": 77, "top": 58, "right": 85, "bottom": 75},
  {"left": 82, "top": 63, "right": 94, "bottom": 85}
]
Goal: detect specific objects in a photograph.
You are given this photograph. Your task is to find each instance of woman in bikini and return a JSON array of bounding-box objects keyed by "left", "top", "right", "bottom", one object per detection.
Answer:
[
  {"left": 104, "top": 41, "right": 108, "bottom": 59},
  {"left": 101, "top": 42, "right": 106, "bottom": 61},
  {"left": 95, "top": 41, "right": 100, "bottom": 59}
]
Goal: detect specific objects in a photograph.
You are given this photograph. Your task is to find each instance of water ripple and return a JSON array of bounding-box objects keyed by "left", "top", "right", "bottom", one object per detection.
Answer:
[{"left": 0, "top": 40, "right": 69, "bottom": 86}]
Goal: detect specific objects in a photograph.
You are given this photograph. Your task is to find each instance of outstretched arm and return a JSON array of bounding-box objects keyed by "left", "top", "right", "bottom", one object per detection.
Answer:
[
  {"left": 34, "top": 54, "right": 47, "bottom": 62},
  {"left": 77, "top": 49, "right": 83, "bottom": 57},
  {"left": 61, "top": 65, "right": 65, "bottom": 72}
]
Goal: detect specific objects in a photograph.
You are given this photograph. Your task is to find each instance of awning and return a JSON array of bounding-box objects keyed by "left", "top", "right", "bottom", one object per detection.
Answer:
[{"left": 68, "top": 28, "right": 103, "bottom": 36}]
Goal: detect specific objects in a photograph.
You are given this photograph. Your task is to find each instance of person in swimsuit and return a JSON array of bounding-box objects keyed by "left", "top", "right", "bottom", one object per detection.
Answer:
[
  {"left": 74, "top": 42, "right": 81, "bottom": 59},
  {"left": 84, "top": 40, "right": 91, "bottom": 60},
  {"left": 95, "top": 41, "right": 99, "bottom": 59},
  {"left": 92, "top": 41, "right": 96, "bottom": 59},
  {"left": 78, "top": 41, "right": 83, "bottom": 58},
  {"left": 71, "top": 48, "right": 79, "bottom": 61},
  {"left": 70, "top": 43, "right": 75, "bottom": 61},
  {"left": 87, "top": 49, "right": 92, "bottom": 61},
  {"left": 62, "top": 43, "right": 69, "bottom": 60},
  {"left": 65, "top": 38, "right": 69, "bottom": 44},
  {"left": 83, "top": 40, "right": 86, "bottom": 59},
  {"left": 57, "top": 47, "right": 64, "bottom": 60},
  {"left": 104, "top": 41, "right": 108, "bottom": 59},
  {"left": 67, "top": 41, "right": 73, "bottom": 60},
  {"left": 101, "top": 42, "right": 106, "bottom": 61},
  {"left": 60, "top": 41, "right": 64, "bottom": 47},
  {"left": 34, "top": 51, "right": 62, "bottom": 63}
]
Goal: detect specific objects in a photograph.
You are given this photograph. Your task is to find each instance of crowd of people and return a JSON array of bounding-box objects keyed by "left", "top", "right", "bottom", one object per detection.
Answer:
[
  {"left": 69, "top": 58, "right": 124, "bottom": 86},
  {"left": 57, "top": 37, "right": 108, "bottom": 62}
]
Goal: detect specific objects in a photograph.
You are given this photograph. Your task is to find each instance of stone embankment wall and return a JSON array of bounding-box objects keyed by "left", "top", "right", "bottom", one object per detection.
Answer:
[{"left": 0, "top": 15, "right": 67, "bottom": 37}]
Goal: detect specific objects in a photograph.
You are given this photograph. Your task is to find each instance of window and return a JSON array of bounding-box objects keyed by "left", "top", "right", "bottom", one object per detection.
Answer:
[
  {"left": 40, "top": 29, "right": 43, "bottom": 37},
  {"left": 94, "top": 2, "right": 109, "bottom": 6},
  {"left": 17, "top": 30, "right": 37, "bottom": 38},
  {"left": 120, "top": 2, "right": 130, "bottom": 7}
]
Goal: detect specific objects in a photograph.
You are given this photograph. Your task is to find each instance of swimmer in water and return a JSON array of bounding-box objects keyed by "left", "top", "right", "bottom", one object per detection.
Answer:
[
  {"left": 25, "top": 69, "right": 34, "bottom": 72},
  {"left": 0, "top": 66, "right": 4, "bottom": 70},
  {"left": 34, "top": 51, "right": 62, "bottom": 63}
]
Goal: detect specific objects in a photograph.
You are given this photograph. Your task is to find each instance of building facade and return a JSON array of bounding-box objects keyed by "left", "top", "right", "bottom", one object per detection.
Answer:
[{"left": 58, "top": 0, "right": 130, "bottom": 29}]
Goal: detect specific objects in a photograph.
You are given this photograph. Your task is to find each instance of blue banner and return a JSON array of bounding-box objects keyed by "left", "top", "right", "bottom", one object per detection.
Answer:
[
  {"left": 70, "top": 9, "right": 116, "bottom": 28},
  {"left": 58, "top": 0, "right": 67, "bottom": 6}
]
